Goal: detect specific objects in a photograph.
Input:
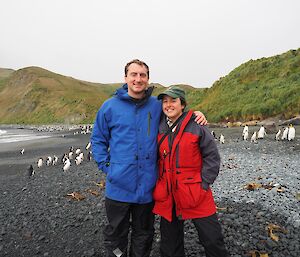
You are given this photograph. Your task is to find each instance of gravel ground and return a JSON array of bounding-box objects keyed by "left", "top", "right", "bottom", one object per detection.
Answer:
[{"left": 0, "top": 126, "right": 299, "bottom": 257}]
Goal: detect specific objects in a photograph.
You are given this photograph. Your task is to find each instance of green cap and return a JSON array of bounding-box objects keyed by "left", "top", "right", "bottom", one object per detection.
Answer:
[{"left": 157, "top": 86, "right": 186, "bottom": 102}]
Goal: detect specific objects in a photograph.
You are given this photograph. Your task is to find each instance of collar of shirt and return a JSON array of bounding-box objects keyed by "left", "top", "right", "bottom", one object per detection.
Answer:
[{"left": 166, "top": 117, "right": 177, "bottom": 132}]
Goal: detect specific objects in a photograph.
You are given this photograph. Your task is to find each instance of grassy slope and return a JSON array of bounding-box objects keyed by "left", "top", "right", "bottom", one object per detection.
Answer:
[
  {"left": 194, "top": 49, "right": 300, "bottom": 122},
  {"left": 0, "top": 68, "right": 15, "bottom": 93},
  {"left": 0, "top": 67, "right": 120, "bottom": 124}
]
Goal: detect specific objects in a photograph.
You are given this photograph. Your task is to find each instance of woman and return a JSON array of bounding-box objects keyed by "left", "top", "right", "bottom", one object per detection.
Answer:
[{"left": 153, "top": 86, "right": 228, "bottom": 257}]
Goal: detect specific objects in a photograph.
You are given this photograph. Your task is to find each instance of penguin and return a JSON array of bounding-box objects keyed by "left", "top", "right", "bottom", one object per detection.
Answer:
[
  {"left": 46, "top": 156, "right": 52, "bottom": 166},
  {"left": 63, "top": 159, "right": 71, "bottom": 172},
  {"left": 37, "top": 158, "right": 43, "bottom": 168},
  {"left": 52, "top": 155, "right": 58, "bottom": 165},
  {"left": 68, "top": 151, "right": 73, "bottom": 160},
  {"left": 87, "top": 151, "right": 92, "bottom": 161},
  {"left": 27, "top": 164, "right": 35, "bottom": 177},
  {"left": 85, "top": 142, "right": 91, "bottom": 150},
  {"left": 275, "top": 129, "right": 281, "bottom": 141},
  {"left": 220, "top": 134, "right": 225, "bottom": 144},
  {"left": 288, "top": 124, "right": 296, "bottom": 141},
  {"left": 75, "top": 148, "right": 81, "bottom": 155},
  {"left": 243, "top": 130, "right": 249, "bottom": 141},
  {"left": 20, "top": 148, "right": 25, "bottom": 155},
  {"left": 250, "top": 131, "right": 257, "bottom": 143},
  {"left": 257, "top": 125, "right": 266, "bottom": 139},
  {"left": 242, "top": 125, "right": 249, "bottom": 137},
  {"left": 211, "top": 130, "right": 217, "bottom": 139},
  {"left": 281, "top": 127, "right": 289, "bottom": 140},
  {"left": 75, "top": 155, "right": 83, "bottom": 165},
  {"left": 61, "top": 153, "right": 68, "bottom": 164}
]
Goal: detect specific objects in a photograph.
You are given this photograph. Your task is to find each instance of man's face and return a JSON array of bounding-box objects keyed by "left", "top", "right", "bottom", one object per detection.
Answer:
[{"left": 125, "top": 63, "right": 149, "bottom": 98}]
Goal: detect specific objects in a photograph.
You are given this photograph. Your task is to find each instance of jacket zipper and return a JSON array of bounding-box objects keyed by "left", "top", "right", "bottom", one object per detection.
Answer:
[{"left": 147, "top": 112, "right": 152, "bottom": 136}]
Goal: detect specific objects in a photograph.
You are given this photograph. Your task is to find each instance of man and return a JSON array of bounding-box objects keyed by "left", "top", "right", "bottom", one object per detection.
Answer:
[{"left": 91, "top": 59, "right": 206, "bottom": 257}]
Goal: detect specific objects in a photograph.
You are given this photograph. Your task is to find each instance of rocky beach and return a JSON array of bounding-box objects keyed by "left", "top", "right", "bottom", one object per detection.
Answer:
[{"left": 0, "top": 125, "right": 299, "bottom": 257}]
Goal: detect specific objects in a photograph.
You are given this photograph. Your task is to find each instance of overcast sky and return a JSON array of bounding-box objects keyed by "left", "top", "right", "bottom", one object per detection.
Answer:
[{"left": 0, "top": 0, "right": 299, "bottom": 88}]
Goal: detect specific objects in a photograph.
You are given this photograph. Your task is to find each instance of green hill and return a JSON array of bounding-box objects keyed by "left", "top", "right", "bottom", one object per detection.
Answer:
[
  {"left": 194, "top": 48, "right": 300, "bottom": 122},
  {"left": 0, "top": 68, "right": 15, "bottom": 79},
  {"left": 0, "top": 67, "right": 121, "bottom": 124},
  {"left": 0, "top": 48, "right": 299, "bottom": 124}
]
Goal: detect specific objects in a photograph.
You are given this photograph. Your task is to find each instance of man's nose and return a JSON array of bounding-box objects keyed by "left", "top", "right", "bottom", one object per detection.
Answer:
[{"left": 135, "top": 74, "right": 142, "bottom": 81}]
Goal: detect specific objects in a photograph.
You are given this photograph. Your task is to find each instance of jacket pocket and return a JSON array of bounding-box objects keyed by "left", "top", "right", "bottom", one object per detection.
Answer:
[
  {"left": 107, "top": 163, "right": 137, "bottom": 193},
  {"left": 153, "top": 176, "right": 169, "bottom": 202},
  {"left": 175, "top": 176, "right": 205, "bottom": 209}
]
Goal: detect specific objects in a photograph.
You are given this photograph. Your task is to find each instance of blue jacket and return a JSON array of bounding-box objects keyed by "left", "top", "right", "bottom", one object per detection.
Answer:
[{"left": 91, "top": 84, "right": 162, "bottom": 203}]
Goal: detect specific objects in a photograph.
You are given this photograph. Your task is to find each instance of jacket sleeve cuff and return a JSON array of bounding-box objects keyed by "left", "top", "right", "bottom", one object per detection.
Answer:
[
  {"left": 201, "top": 181, "right": 209, "bottom": 191},
  {"left": 98, "top": 162, "right": 110, "bottom": 174}
]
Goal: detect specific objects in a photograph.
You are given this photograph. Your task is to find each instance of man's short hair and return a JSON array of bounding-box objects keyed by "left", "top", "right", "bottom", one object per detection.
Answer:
[{"left": 125, "top": 59, "right": 149, "bottom": 78}]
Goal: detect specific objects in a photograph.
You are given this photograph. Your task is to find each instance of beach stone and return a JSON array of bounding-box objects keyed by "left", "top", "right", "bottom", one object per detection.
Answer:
[{"left": 83, "top": 248, "right": 95, "bottom": 257}]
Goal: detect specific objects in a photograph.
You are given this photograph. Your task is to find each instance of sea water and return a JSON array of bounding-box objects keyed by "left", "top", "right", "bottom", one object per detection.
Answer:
[{"left": 0, "top": 128, "right": 51, "bottom": 144}]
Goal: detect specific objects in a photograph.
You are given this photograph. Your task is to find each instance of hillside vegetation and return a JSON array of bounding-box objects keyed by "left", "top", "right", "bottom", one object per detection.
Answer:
[
  {"left": 194, "top": 48, "right": 300, "bottom": 122},
  {"left": 0, "top": 48, "right": 299, "bottom": 124},
  {"left": 0, "top": 67, "right": 121, "bottom": 124}
]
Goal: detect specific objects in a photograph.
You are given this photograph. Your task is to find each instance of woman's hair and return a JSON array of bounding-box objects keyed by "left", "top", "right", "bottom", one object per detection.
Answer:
[{"left": 179, "top": 98, "right": 187, "bottom": 108}]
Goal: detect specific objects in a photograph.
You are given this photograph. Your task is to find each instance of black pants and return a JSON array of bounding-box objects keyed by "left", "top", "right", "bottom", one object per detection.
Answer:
[
  {"left": 160, "top": 211, "right": 228, "bottom": 257},
  {"left": 103, "top": 197, "right": 155, "bottom": 257}
]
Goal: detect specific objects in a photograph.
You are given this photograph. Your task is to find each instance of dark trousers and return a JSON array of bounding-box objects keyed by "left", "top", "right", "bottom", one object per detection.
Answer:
[
  {"left": 160, "top": 210, "right": 228, "bottom": 257},
  {"left": 103, "top": 197, "right": 155, "bottom": 257}
]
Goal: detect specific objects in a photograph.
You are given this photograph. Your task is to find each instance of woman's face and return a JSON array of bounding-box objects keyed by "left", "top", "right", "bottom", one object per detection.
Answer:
[{"left": 162, "top": 95, "right": 185, "bottom": 122}]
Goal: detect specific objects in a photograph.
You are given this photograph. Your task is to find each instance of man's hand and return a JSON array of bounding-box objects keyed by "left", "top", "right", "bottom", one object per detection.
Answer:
[{"left": 194, "top": 111, "right": 207, "bottom": 125}]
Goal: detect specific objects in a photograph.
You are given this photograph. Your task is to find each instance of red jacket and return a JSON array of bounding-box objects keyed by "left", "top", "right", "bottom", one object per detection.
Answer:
[{"left": 153, "top": 111, "right": 220, "bottom": 222}]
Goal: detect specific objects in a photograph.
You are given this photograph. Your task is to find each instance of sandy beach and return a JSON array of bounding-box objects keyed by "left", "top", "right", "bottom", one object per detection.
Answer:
[{"left": 0, "top": 125, "right": 299, "bottom": 257}]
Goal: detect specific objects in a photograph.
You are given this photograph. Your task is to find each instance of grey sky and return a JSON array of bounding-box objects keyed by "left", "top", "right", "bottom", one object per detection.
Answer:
[{"left": 1, "top": 0, "right": 299, "bottom": 88}]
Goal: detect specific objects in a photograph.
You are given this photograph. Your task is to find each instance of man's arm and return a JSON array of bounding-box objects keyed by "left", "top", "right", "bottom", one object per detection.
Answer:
[{"left": 90, "top": 107, "right": 111, "bottom": 173}]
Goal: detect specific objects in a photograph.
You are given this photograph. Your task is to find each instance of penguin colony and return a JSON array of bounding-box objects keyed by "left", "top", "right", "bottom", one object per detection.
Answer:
[
  {"left": 211, "top": 124, "right": 296, "bottom": 144},
  {"left": 21, "top": 126, "right": 94, "bottom": 176},
  {"left": 24, "top": 141, "right": 93, "bottom": 176}
]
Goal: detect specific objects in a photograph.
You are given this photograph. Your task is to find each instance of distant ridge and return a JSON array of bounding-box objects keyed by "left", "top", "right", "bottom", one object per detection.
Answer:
[{"left": 0, "top": 48, "right": 299, "bottom": 124}]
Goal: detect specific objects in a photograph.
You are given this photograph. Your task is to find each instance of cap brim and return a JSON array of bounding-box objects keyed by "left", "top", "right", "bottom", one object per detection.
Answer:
[{"left": 157, "top": 92, "right": 179, "bottom": 100}]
